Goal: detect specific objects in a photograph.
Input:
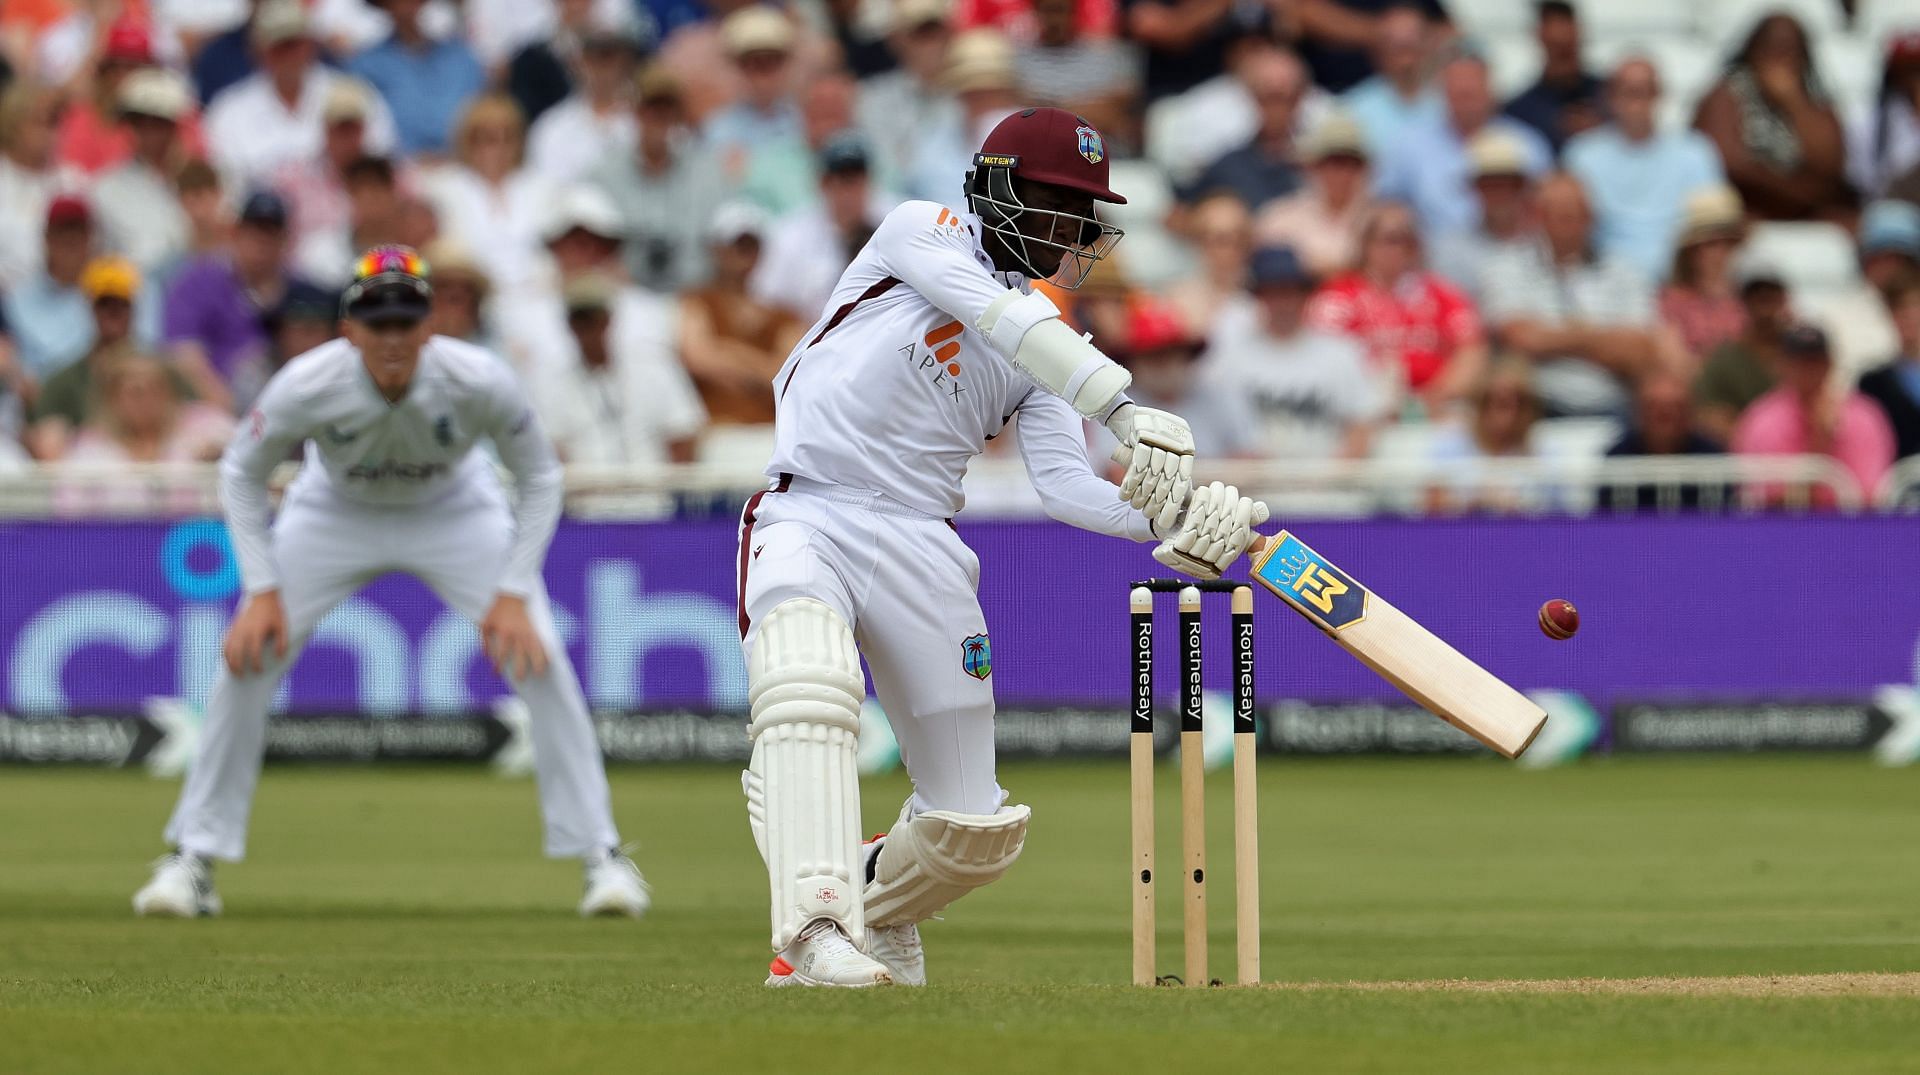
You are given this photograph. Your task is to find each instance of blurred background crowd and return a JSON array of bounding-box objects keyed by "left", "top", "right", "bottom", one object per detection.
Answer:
[{"left": 2, "top": 0, "right": 1920, "bottom": 512}]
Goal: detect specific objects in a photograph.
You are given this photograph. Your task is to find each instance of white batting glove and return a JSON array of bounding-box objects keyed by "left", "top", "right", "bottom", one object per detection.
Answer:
[
  {"left": 1105, "top": 403, "right": 1195, "bottom": 534},
  {"left": 1152, "top": 482, "right": 1271, "bottom": 580}
]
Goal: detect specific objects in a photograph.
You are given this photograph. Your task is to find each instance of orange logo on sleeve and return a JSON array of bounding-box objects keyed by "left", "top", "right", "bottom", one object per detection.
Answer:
[{"left": 924, "top": 321, "right": 964, "bottom": 375}]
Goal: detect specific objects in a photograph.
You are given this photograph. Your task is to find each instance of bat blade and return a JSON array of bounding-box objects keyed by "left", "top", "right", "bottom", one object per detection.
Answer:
[{"left": 1246, "top": 531, "right": 1546, "bottom": 759}]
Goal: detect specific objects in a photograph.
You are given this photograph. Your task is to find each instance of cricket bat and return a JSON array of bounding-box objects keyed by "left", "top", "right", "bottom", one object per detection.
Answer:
[{"left": 1246, "top": 530, "right": 1546, "bottom": 759}]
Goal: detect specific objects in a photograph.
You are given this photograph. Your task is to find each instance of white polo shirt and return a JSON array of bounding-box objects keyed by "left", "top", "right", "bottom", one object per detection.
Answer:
[{"left": 203, "top": 67, "right": 398, "bottom": 190}]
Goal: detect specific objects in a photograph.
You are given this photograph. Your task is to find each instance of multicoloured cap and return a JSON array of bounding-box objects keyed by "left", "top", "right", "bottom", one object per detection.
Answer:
[{"left": 342, "top": 244, "right": 432, "bottom": 323}]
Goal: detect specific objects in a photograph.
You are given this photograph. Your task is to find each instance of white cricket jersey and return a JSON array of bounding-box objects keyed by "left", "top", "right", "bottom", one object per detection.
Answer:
[
  {"left": 222, "top": 335, "right": 563, "bottom": 597},
  {"left": 766, "top": 200, "right": 1153, "bottom": 541}
]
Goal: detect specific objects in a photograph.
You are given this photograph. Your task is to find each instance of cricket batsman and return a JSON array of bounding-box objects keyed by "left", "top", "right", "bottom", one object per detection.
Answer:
[
  {"left": 738, "top": 108, "right": 1267, "bottom": 986},
  {"left": 133, "top": 246, "right": 649, "bottom": 919}
]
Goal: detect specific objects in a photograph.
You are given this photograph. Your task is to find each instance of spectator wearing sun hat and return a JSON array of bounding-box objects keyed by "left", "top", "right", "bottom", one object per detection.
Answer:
[
  {"left": 53, "top": 17, "right": 205, "bottom": 177},
  {"left": 1254, "top": 109, "right": 1373, "bottom": 279},
  {"left": 1657, "top": 185, "right": 1749, "bottom": 363},
  {"left": 526, "top": 12, "right": 649, "bottom": 185},
  {"left": 704, "top": 7, "right": 805, "bottom": 184},
  {"left": 589, "top": 64, "right": 724, "bottom": 292},
  {"left": 202, "top": 0, "right": 399, "bottom": 191},
  {"left": 1426, "top": 130, "right": 1538, "bottom": 302},
  {"left": 857, "top": 0, "right": 961, "bottom": 187},
  {"left": 92, "top": 67, "right": 197, "bottom": 280}
]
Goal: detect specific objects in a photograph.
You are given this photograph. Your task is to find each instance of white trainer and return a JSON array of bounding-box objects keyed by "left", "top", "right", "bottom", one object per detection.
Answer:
[
  {"left": 579, "top": 847, "right": 651, "bottom": 918},
  {"left": 866, "top": 923, "right": 926, "bottom": 986},
  {"left": 132, "top": 852, "right": 221, "bottom": 917},
  {"left": 766, "top": 920, "right": 894, "bottom": 988}
]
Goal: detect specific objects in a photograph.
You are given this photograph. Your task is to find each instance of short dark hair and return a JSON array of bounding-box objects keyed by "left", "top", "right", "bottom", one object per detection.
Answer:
[
  {"left": 1536, "top": 1, "right": 1577, "bottom": 23},
  {"left": 343, "top": 155, "right": 395, "bottom": 187}
]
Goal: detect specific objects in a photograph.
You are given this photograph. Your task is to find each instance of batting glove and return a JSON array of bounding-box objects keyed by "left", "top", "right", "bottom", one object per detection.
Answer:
[
  {"left": 1105, "top": 403, "right": 1195, "bottom": 534},
  {"left": 1152, "top": 482, "right": 1271, "bottom": 580}
]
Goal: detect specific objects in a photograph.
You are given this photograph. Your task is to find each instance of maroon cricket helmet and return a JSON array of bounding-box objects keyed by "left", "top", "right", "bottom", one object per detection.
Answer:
[{"left": 975, "top": 107, "right": 1127, "bottom": 204}]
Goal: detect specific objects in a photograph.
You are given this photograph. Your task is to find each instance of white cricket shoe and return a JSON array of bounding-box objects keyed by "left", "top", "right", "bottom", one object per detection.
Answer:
[
  {"left": 866, "top": 923, "right": 926, "bottom": 986},
  {"left": 766, "top": 920, "right": 893, "bottom": 988},
  {"left": 133, "top": 851, "right": 221, "bottom": 918},
  {"left": 579, "top": 847, "right": 650, "bottom": 918}
]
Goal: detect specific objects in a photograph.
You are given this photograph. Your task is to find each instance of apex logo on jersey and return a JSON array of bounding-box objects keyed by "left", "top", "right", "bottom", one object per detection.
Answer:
[
  {"left": 903, "top": 321, "right": 968, "bottom": 401},
  {"left": 1076, "top": 124, "right": 1104, "bottom": 164},
  {"left": 961, "top": 634, "right": 991, "bottom": 680}
]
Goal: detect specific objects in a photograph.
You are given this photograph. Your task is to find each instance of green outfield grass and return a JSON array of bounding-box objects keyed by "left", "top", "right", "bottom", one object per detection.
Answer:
[{"left": 2, "top": 757, "right": 1917, "bottom": 1074}]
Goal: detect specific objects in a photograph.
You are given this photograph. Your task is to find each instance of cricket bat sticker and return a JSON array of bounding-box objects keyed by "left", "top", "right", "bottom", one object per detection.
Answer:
[{"left": 1250, "top": 531, "right": 1369, "bottom": 632}]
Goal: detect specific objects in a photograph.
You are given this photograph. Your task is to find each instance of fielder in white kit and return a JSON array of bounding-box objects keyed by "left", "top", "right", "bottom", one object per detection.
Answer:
[
  {"left": 738, "top": 108, "right": 1267, "bottom": 986},
  {"left": 133, "top": 246, "right": 648, "bottom": 919}
]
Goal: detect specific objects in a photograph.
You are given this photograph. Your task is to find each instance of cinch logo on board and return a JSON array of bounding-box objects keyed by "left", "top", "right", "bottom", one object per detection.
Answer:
[{"left": 901, "top": 320, "right": 968, "bottom": 401}]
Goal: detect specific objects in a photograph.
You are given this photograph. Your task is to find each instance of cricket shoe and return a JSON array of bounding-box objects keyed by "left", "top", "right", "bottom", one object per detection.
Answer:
[
  {"left": 766, "top": 920, "right": 893, "bottom": 988},
  {"left": 133, "top": 851, "right": 221, "bottom": 917},
  {"left": 579, "top": 846, "right": 651, "bottom": 917},
  {"left": 865, "top": 923, "right": 926, "bottom": 986}
]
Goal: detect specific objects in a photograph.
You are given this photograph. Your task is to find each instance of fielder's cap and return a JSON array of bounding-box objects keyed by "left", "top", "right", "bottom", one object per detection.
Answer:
[
  {"left": 722, "top": 7, "right": 796, "bottom": 56},
  {"left": 323, "top": 78, "right": 373, "bottom": 124},
  {"left": 342, "top": 244, "right": 432, "bottom": 323},
  {"left": 563, "top": 271, "right": 619, "bottom": 313},
  {"left": 1248, "top": 245, "right": 1314, "bottom": 288},
  {"left": 1126, "top": 300, "right": 1200, "bottom": 356},
  {"left": 102, "top": 19, "right": 155, "bottom": 64},
  {"left": 118, "top": 67, "right": 193, "bottom": 121},
  {"left": 1677, "top": 184, "right": 1744, "bottom": 248},
  {"left": 1860, "top": 199, "right": 1920, "bottom": 260},
  {"left": 46, "top": 194, "right": 92, "bottom": 230},
  {"left": 944, "top": 28, "right": 1015, "bottom": 92},
  {"left": 708, "top": 201, "right": 768, "bottom": 244},
  {"left": 892, "top": 0, "right": 954, "bottom": 32},
  {"left": 975, "top": 104, "right": 1125, "bottom": 203},
  {"left": 634, "top": 64, "right": 684, "bottom": 104},
  {"left": 238, "top": 190, "right": 290, "bottom": 229},
  {"left": 1299, "top": 109, "right": 1368, "bottom": 162},
  {"left": 252, "top": 0, "right": 312, "bottom": 46},
  {"left": 1779, "top": 323, "right": 1831, "bottom": 358},
  {"left": 541, "top": 186, "right": 625, "bottom": 244},
  {"left": 1467, "top": 129, "right": 1530, "bottom": 179},
  {"left": 81, "top": 256, "right": 140, "bottom": 301},
  {"left": 817, "top": 131, "right": 871, "bottom": 175}
]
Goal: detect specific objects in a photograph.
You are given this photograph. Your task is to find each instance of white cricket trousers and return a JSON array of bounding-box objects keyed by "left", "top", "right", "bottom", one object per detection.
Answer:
[
  {"left": 164, "top": 478, "right": 620, "bottom": 860},
  {"left": 737, "top": 477, "right": 1005, "bottom": 816}
]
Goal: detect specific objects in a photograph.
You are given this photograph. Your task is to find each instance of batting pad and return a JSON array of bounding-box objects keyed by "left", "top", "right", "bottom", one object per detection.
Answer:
[
  {"left": 743, "top": 598, "right": 867, "bottom": 950},
  {"left": 864, "top": 803, "right": 1031, "bottom": 927}
]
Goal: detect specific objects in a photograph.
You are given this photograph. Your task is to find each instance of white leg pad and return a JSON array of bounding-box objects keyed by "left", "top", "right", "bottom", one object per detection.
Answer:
[
  {"left": 742, "top": 597, "right": 866, "bottom": 951},
  {"left": 863, "top": 802, "right": 1031, "bottom": 927}
]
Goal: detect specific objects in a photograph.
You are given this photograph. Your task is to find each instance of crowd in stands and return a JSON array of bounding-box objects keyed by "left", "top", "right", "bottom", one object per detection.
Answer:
[{"left": 2, "top": 0, "right": 1920, "bottom": 511}]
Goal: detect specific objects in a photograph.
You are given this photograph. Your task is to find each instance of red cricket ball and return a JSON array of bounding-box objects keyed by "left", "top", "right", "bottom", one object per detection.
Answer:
[{"left": 1539, "top": 599, "right": 1579, "bottom": 640}]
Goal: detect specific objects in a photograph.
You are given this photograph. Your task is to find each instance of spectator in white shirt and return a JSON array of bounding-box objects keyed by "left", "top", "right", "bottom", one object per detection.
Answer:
[
  {"left": 419, "top": 93, "right": 555, "bottom": 292},
  {"left": 525, "top": 15, "right": 645, "bottom": 185},
  {"left": 499, "top": 184, "right": 629, "bottom": 376},
  {"left": 279, "top": 78, "right": 380, "bottom": 287},
  {"left": 1425, "top": 358, "right": 1561, "bottom": 514},
  {"left": 1165, "top": 192, "right": 1254, "bottom": 341},
  {"left": 901, "top": 28, "right": 1020, "bottom": 203},
  {"left": 856, "top": 0, "right": 960, "bottom": 189},
  {"left": 93, "top": 67, "right": 195, "bottom": 281},
  {"left": 1564, "top": 57, "right": 1725, "bottom": 282},
  {"left": 751, "top": 132, "right": 890, "bottom": 320},
  {"left": 529, "top": 271, "right": 706, "bottom": 467},
  {"left": 201, "top": 0, "right": 398, "bottom": 192},
  {"left": 0, "top": 84, "right": 85, "bottom": 292},
  {"left": 1207, "top": 245, "right": 1384, "bottom": 461}
]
